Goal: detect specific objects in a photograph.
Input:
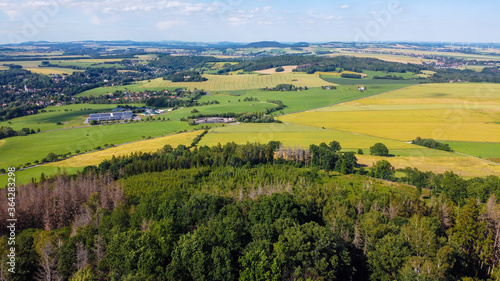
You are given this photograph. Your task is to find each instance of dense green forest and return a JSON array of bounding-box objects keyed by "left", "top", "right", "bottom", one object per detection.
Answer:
[{"left": 2, "top": 141, "right": 500, "bottom": 280}]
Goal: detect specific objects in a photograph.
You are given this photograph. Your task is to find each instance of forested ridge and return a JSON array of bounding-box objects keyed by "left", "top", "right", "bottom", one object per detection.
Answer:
[{"left": 1, "top": 142, "right": 500, "bottom": 280}]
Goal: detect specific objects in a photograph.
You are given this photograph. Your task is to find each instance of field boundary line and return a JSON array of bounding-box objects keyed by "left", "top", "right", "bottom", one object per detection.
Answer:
[
  {"left": 278, "top": 84, "right": 418, "bottom": 116},
  {"left": 0, "top": 129, "right": 204, "bottom": 176},
  {"left": 453, "top": 151, "right": 500, "bottom": 166}
]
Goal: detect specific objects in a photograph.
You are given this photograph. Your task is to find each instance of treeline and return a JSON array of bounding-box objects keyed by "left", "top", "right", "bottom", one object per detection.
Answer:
[
  {"left": 263, "top": 84, "right": 307, "bottom": 91},
  {"left": 219, "top": 55, "right": 427, "bottom": 74},
  {"left": 148, "top": 55, "right": 221, "bottom": 73},
  {"left": 0, "top": 126, "right": 38, "bottom": 139},
  {"left": 411, "top": 137, "right": 453, "bottom": 152},
  {"left": 0, "top": 104, "right": 42, "bottom": 121},
  {"left": 431, "top": 67, "right": 500, "bottom": 83},
  {"left": 186, "top": 110, "right": 279, "bottom": 124},
  {"left": 341, "top": 73, "right": 362, "bottom": 79},
  {"left": 164, "top": 71, "right": 207, "bottom": 82},
  {"left": 80, "top": 141, "right": 358, "bottom": 180},
  {"left": 145, "top": 90, "right": 206, "bottom": 108},
  {"left": 373, "top": 74, "right": 405, "bottom": 80}
]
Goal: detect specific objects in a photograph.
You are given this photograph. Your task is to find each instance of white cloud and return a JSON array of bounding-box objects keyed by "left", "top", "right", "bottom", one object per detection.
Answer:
[
  {"left": 341, "top": 5, "right": 349, "bottom": 9},
  {"left": 156, "top": 19, "right": 184, "bottom": 30},
  {"left": 90, "top": 15, "right": 101, "bottom": 25}
]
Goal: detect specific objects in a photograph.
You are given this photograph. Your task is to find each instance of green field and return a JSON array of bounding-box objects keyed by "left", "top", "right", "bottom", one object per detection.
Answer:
[
  {"left": 77, "top": 82, "right": 181, "bottom": 97},
  {"left": 0, "top": 103, "right": 144, "bottom": 131},
  {"left": 199, "top": 84, "right": 411, "bottom": 114},
  {"left": 320, "top": 74, "right": 426, "bottom": 85},
  {"left": 442, "top": 141, "right": 500, "bottom": 160},
  {"left": 0, "top": 121, "right": 202, "bottom": 171},
  {"left": 165, "top": 101, "right": 278, "bottom": 120},
  {"left": 0, "top": 166, "right": 82, "bottom": 185},
  {"left": 360, "top": 70, "right": 420, "bottom": 79},
  {"left": 0, "top": 130, "right": 203, "bottom": 185}
]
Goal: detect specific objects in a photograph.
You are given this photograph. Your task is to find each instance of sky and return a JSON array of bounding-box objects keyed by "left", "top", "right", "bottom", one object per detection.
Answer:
[{"left": 0, "top": 0, "right": 499, "bottom": 44}]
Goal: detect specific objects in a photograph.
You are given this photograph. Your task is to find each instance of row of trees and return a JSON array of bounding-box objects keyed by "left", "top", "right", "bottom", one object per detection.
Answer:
[
  {"left": 0, "top": 126, "right": 39, "bottom": 139},
  {"left": 412, "top": 137, "right": 454, "bottom": 152}
]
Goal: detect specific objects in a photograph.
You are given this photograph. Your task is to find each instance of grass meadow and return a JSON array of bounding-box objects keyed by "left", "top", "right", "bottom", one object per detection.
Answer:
[
  {"left": 0, "top": 121, "right": 202, "bottom": 171},
  {"left": 199, "top": 84, "right": 411, "bottom": 114},
  {"left": 0, "top": 103, "right": 144, "bottom": 131},
  {"left": 320, "top": 74, "right": 426, "bottom": 85},
  {"left": 441, "top": 141, "right": 500, "bottom": 161},
  {"left": 165, "top": 101, "right": 278, "bottom": 120},
  {"left": 1, "top": 131, "right": 201, "bottom": 185}
]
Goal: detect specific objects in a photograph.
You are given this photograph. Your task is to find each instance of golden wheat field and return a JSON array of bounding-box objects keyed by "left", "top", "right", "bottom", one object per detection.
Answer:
[
  {"left": 141, "top": 73, "right": 335, "bottom": 91},
  {"left": 357, "top": 154, "right": 500, "bottom": 177},
  {"left": 25, "top": 67, "right": 80, "bottom": 75},
  {"left": 200, "top": 123, "right": 417, "bottom": 149},
  {"left": 279, "top": 83, "right": 500, "bottom": 142},
  {"left": 48, "top": 131, "right": 201, "bottom": 168},
  {"left": 254, "top": 65, "right": 298, "bottom": 74}
]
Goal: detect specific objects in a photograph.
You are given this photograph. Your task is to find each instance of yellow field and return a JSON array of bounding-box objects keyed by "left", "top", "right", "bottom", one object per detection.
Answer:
[
  {"left": 200, "top": 123, "right": 417, "bottom": 149},
  {"left": 369, "top": 83, "right": 500, "bottom": 99},
  {"left": 361, "top": 48, "right": 500, "bottom": 61},
  {"left": 357, "top": 154, "right": 500, "bottom": 178},
  {"left": 315, "top": 71, "right": 368, "bottom": 77},
  {"left": 280, "top": 83, "right": 500, "bottom": 142},
  {"left": 66, "top": 59, "right": 124, "bottom": 63},
  {"left": 141, "top": 73, "right": 335, "bottom": 91},
  {"left": 47, "top": 131, "right": 201, "bottom": 168},
  {"left": 200, "top": 123, "right": 500, "bottom": 177},
  {"left": 327, "top": 52, "right": 435, "bottom": 64},
  {"left": 211, "top": 62, "right": 239, "bottom": 69},
  {"left": 26, "top": 68, "right": 80, "bottom": 75},
  {"left": 254, "top": 65, "right": 298, "bottom": 74}
]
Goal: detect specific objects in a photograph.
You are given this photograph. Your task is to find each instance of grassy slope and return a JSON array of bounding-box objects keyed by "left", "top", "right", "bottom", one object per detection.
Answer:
[
  {"left": 320, "top": 74, "right": 426, "bottom": 85},
  {"left": 165, "top": 101, "right": 278, "bottom": 120},
  {"left": 1, "top": 131, "right": 201, "bottom": 185},
  {"left": 0, "top": 103, "right": 144, "bottom": 131},
  {"left": 0, "top": 121, "right": 203, "bottom": 171},
  {"left": 441, "top": 141, "right": 500, "bottom": 159},
  {"left": 198, "top": 84, "right": 412, "bottom": 114}
]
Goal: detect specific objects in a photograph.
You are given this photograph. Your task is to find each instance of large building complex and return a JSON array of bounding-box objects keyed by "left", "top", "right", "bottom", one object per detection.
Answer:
[{"left": 88, "top": 111, "right": 133, "bottom": 122}]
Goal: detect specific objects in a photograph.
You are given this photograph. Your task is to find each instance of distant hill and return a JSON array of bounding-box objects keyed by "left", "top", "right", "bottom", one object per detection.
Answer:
[
  {"left": 291, "top": 42, "right": 310, "bottom": 47},
  {"left": 243, "top": 41, "right": 309, "bottom": 48},
  {"left": 244, "top": 41, "right": 289, "bottom": 48}
]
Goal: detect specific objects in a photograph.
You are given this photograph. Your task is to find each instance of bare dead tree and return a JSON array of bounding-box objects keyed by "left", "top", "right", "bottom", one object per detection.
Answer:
[
  {"left": 35, "top": 240, "right": 62, "bottom": 281},
  {"left": 76, "top": 242, "right": 89, "bottom": 271},
  {"left": 0, "top": 172, "right": 125, "bottom": 235},
  {"left": 95, "top": 235, "right": 105, "bottom": 264}
]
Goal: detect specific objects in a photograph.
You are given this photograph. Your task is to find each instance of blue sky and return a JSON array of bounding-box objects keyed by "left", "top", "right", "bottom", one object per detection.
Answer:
[{"left": 0, "top": 0, "right": 499, "bottom": 44}]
